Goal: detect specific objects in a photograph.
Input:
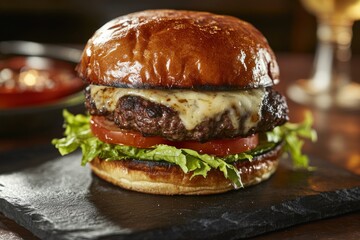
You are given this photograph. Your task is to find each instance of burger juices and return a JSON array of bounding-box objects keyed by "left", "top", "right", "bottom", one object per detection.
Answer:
[{"left": 53, "top": 10, "right": 316, "bottom": 195}]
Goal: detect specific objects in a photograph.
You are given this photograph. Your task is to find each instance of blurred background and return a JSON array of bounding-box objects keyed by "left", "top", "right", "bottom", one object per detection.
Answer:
[{"left": 1, "top": 0, "right": 360, "bottom": 54}]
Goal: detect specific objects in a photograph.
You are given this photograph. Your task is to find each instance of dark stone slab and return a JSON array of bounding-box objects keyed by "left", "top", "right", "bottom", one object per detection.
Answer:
[{"left": 0, "top": 145, "right": 359, "bottom": 240}]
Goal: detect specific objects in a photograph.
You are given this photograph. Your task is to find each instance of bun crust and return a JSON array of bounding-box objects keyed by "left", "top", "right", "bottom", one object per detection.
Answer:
[
  {"left": 89, "top": 144, "right": 282, "bottom": 195},
  {"left": 77, "top": 10, "right": 279, "bottom": 90}
]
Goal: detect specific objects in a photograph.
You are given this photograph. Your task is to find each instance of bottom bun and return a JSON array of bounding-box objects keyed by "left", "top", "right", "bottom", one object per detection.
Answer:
[{"left": 90, "top": 144, "right": 282, "bottom": 195}]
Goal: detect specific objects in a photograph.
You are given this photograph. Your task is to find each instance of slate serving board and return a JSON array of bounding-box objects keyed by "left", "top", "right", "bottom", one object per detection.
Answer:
[{"left": 0, "top": 144, "right": 359, "bottom": 240}]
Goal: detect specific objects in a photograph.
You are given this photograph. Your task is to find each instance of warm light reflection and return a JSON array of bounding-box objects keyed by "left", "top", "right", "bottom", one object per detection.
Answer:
[
  {"left": 346, "top": 153, "right": 360, "bottom": 175},
  {"left": 0, "top": 68, "right": 12, "bottom": 83},
  {"left": 18, "top": 69, "right": 50, "bottom": 91},
  {"left": 2, "top": 67, "right": 56, "bottom": 92},
  {"left": 20, "top": 69, "right": 38, "bottom": 87}
]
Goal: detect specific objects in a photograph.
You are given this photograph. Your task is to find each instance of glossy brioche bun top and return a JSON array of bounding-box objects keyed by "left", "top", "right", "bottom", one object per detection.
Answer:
[{"left": 77, "top": 9, "right": 279, "bottom": 90}]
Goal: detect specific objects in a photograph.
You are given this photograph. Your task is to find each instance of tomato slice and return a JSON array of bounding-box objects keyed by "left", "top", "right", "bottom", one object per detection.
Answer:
[
  {"left": 175, "top": 135, "right": 258, "bottom": 157},
  {"left": 90, "top": 116, "right": 258, "bottom": 156},
  {"left": 90, "top": 116, "right": 170, "bottom": 148}
]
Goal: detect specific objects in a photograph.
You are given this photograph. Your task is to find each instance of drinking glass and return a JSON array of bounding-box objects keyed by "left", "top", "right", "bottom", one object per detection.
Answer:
[{"left": 287, "top": 0, "right": 360, "bottom": 109}]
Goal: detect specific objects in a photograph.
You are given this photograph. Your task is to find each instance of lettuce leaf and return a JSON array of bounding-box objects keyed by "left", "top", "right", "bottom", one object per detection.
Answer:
[
  {"left": 52, "top": 110, "right": 316, "bottom": 187},
  {"left": 266, "top": 112, "right": 317, "bottom": 169}
]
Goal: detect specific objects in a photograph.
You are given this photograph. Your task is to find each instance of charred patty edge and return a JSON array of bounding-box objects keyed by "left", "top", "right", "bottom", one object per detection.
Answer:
[{"left": 85, "top": 87, "right": 288, "bottom": 142}]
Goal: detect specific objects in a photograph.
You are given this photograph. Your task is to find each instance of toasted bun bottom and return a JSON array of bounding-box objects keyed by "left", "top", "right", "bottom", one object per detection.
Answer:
[{"left": 90, "top": 144, "right": 282, "bottom": 195}]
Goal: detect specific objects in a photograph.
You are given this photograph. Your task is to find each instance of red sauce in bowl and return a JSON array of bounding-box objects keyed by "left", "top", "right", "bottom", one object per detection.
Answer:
[{"left": 0, "top": 56, "right": 84, "bottom": 108}]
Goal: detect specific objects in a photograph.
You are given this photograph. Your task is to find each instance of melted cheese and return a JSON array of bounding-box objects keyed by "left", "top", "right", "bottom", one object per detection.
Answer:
[{"left": 90, "top": 85, "right": 265, "bottom": 132}]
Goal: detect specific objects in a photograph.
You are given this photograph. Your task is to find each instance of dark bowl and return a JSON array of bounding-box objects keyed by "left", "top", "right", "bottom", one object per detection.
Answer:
[{"left": 0, "top": 41, "right": 86, "bottom": 137}]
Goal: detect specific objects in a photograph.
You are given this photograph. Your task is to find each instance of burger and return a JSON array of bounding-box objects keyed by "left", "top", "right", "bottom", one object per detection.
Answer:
[{"left": 53, "top": 10, "right": 315, "bottom": 195}]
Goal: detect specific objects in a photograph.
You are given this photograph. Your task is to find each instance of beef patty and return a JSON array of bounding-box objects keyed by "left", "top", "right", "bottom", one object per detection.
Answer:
[{"left": 85, "top": 87, "right": 288, "bottom": 142}]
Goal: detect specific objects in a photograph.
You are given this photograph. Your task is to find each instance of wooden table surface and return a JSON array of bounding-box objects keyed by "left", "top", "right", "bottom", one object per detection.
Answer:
[{"left": 0, "top": 54, "right": 359, "bottom": 239}]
